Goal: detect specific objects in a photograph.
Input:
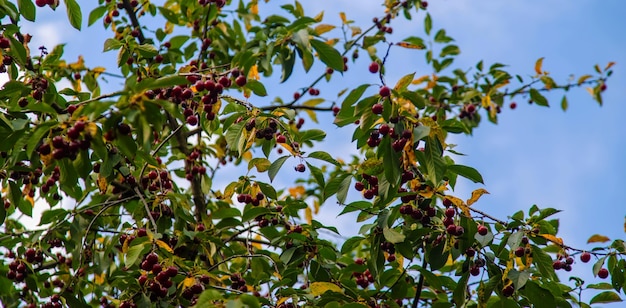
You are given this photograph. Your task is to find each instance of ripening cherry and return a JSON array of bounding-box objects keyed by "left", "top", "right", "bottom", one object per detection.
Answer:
[
  {"left": 369, "top": 62, "right": 379, "bottom": 74},
  {"left": 598, "top": 268, "right": 609, "bottom": 279},
  {"left": 477, "top": 225, "right": 488, "bottom": 236},
  {"left": 580, "top": 252, "right": 591, "bottom": 263},
  {"left": 379, "top": 86, "right": 391, "bottom": 97}
]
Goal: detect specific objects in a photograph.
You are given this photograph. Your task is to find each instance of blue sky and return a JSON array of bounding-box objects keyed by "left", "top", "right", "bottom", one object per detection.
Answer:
[{"left": 9, "top": 0, "right": 626, "bottom": 304}]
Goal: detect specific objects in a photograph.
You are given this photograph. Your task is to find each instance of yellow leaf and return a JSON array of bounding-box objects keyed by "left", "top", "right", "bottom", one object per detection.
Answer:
[
  {"left": 534, "top": 57, "right": 544, "bottom": 75},
  {"left": 445, "top": 254, "right": 454, "bottom": 266},
  {"left": 279, "top": 143, "right": 298, "bottom": 156},
  {"left": 313, "top": 199, "right": 320, "bottom": 215},
  {"left": 396, "top": 42, "right": 425, "bottom": 49},
  {"left": 85, "top": 122, "right": 98, "bottom": 137},
  {"left": 98, "top": 174, "right": 109, "bottom": 194},
  {"left": 164, "top": 21, "right": 174, "bottom": 34},
  {"left": 587, "top": 234, "right": 610, "bottom": 244},
  {"left": 122, "top": 237, "right": 130, "bottom": 253},
  {"left": 314, "top": 24, "right": 335, "bottom": 36},
  {"left": 276, "top": 297, "right": 288, "bottom": 306},
  {"left": 241, "top": 150, "right": 252, "bottom": 161},
  {"left": 445, "top": 195, "right": 470, "bottom": 217},
  {"left": 481, "top": 95, "right": 491, "bottom": 108},
  {"left": 310, "top": 282, "right": 344, "bottom": 296},
  {"left": 411, "top": 75, "right": 430, "bottom": 85},
  {"left": 252, "top": 234, "right": 263, "bottom": 249},
  {"left": 313, "top": 11, "right": 324, "bottom": 22},
  {"left": 68, "top": 55, "right": 85, "bottom": 70},
  {"left": 350, "top": 26, "right": 361, "bottom": 37},
  {"left": 466, "top": 188, "right": 489, "bottom": 206},
  {"left": 605, "top": 61, "right": 616, "bottom": 71},
  {"left": 95, "top": 273, "right": 105, "bottom": 284},
  {"left": 288, "top": 186, "right": 305, "bottom": 198},
  {"left": 250, "top": 0, "right": 258, "bottom": 14},
  {"left": 92, "top": 66, "right": 106, "bottom": 74},
  {"left": 577, "top": 74, "right": 592, "bottom": 85},
  {"left": 540, "top": 234, "right": 564, "bottom": 246},
  {"left": 25, "top": 195, "right": 34, "bottom": 207},
  {"left": 586, "top": 87, "right": 594, "bottom": 96},
  {"left": 273, "top": 272, "right": 282, "bottom": 280},
  {"left": 182, "top": 277, "right": 195, "bottom": 288},
  {"left": 418, "top": 185, "right": 434, "bottom": 198},
  {"left": 155, "top": 240, "right": 173, "bottom": 253},
  {"left": 339, "top": 12, "right": 347, "bottom": 24},
  {"left": 247, "top": 64, "right": 259, "bottom": 80},
  {"left": 304, "top": 109, "right": 318, "bottom": 123},
  {"left": 426, "top": 74, "right": 438, "bottom": 90},
  {"left": 305, "top": 207, "right": 313, "bottom": 225}
]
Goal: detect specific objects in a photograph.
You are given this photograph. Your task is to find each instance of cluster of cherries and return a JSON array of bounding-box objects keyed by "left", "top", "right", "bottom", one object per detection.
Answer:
[
  {"left": 183, "top": 149, "right": 207, "bottom": 181},
  {"left": 7, "top": 162, "right": 41, "bottom": 198},
  {"left": 354, "top": 174, "right": 380, "bottom": 200},
  {"left": 353, "top": 258, "right": 375, "bottom": 288},
  {"left": 38, "top": 120, "right": 91, "bottom": 161},
  {"left": 237, "top": 192, "right": 265, "bottom": 207},
  {"left": 197, "top": 0, "right": 226, "bottom": 7},
  {"left": 103, "top": 0, "right": 140, "bottom": 24},
  {"left": 40, "top": 165, "right": 61, "bottom": 195},
  {"left": 138, "top": 252, "right": 180, "bottom": 300},
  {"left": 229, "top": 273, "right": 248, "bottom": 292},
  {"left": 366, "top": 122, "right": 412, "bottom": 153}
]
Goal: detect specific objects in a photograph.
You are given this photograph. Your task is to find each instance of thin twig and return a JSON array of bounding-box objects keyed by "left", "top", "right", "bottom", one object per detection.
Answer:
[{"left": 134, "top": 187, "right": 158, "bottom": 234}]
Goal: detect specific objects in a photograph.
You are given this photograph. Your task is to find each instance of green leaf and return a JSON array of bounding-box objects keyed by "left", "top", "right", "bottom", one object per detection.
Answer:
[
  {"left": 268, "top": 155, "right": 289, "bottom": 182},
  {"left": 142, "top": 75, "right": 189, "bottom": 91},
  {"left": 64, "top": 0, "right": 82, "bottom": 30},
  {"left": 336, "top": 175, "right": 352, "bottom": 204},
  {"left": 424, "top": 13, "right": 432, "bottom": 35},
  {"left": 26, "top": 121, "right": 55, "bottom": 157},
  {"left": 8, "top": 36, "right": 27, "bottom": 67},
  {"left": 257, "top": 182, "right": 277, "bottom": 200},
  {"left": 324, "top": 173, "right": 351, "bottom": 201},
  {"left": 310, "top": 39, "right": 344, "bottom": 72},
  {"left": 423, "top": 137, "right": 445, "bottom": 185},
  {"left": 447, "top": 164, "right": 484, "bottom": 184},
  {"left": 590, "top": 291, "right": 622, "bottom": 304},
  {"left": 587, "top": 283, "right": 613, "bottom": 290},
  {"left": 88, "top": 5, "right": 107, "bottom": 26},
  {"left": 212, "top": 207, "right": 241, "bottom": 219},
  {"left": 18, "top": 0, "right": 35, "bottom": 21},
  {"left": 561, "top": 95, "right": 568, "bottom": 111},
  {"left": 507, "top": 269, "right": 530, "bottom": 290},
  {"left": 339, "top": 201, "right": 371, "bottom": 216},
  {"left": 103, "top": 38, "right": 123, "bottom": 52},
  {"left": 529, "top": 89, "right": 549, "bottom": 107},
  {"left": 341, "top": 236, "right": 365, "bottom": 254},
  {"left": 394, "top": 72, "right": 415, "bottom": 91},
  {"left": 307, "top": 151, "right": 340, "bottom": 166},
  {"left": 453, "top": 272, "right": 469, "bottom": 306},
  {"left": 39, "top": 209, "right": 69, "bottom": 225},
  {"left": 248, "top": 158, "right": 271, "bottom": 173},
  {"left": 531, "top": 245, "right": 558, "bottom": 281},
  {"left": 523, "top": 281, "right": 555, "bottom": 308},
  {"left": 382, "top": 227, "right": 405, "bottom": 244},
  {"left": 242, "top": 207, "right": 271, "bottom": 223},
  {"left": 440, "top": 45, "right": 460, "bottom": 57},
  {"left": 136, "top": 44, "right": 158, "bottom": 58},
  {"left": 193, "top": 289, "right": 224, "bottom": 307},
  {"left": 246, "top": 79, "right": 267, "bottom": 97},
  {"left": 125, "top": 242, "right": 149, "bottom": 267}
]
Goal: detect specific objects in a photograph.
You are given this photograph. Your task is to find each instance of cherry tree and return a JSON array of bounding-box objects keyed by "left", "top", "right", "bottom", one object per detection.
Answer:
[{"left": 0, "top": 0, "right": 620, "bottom": 307}]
